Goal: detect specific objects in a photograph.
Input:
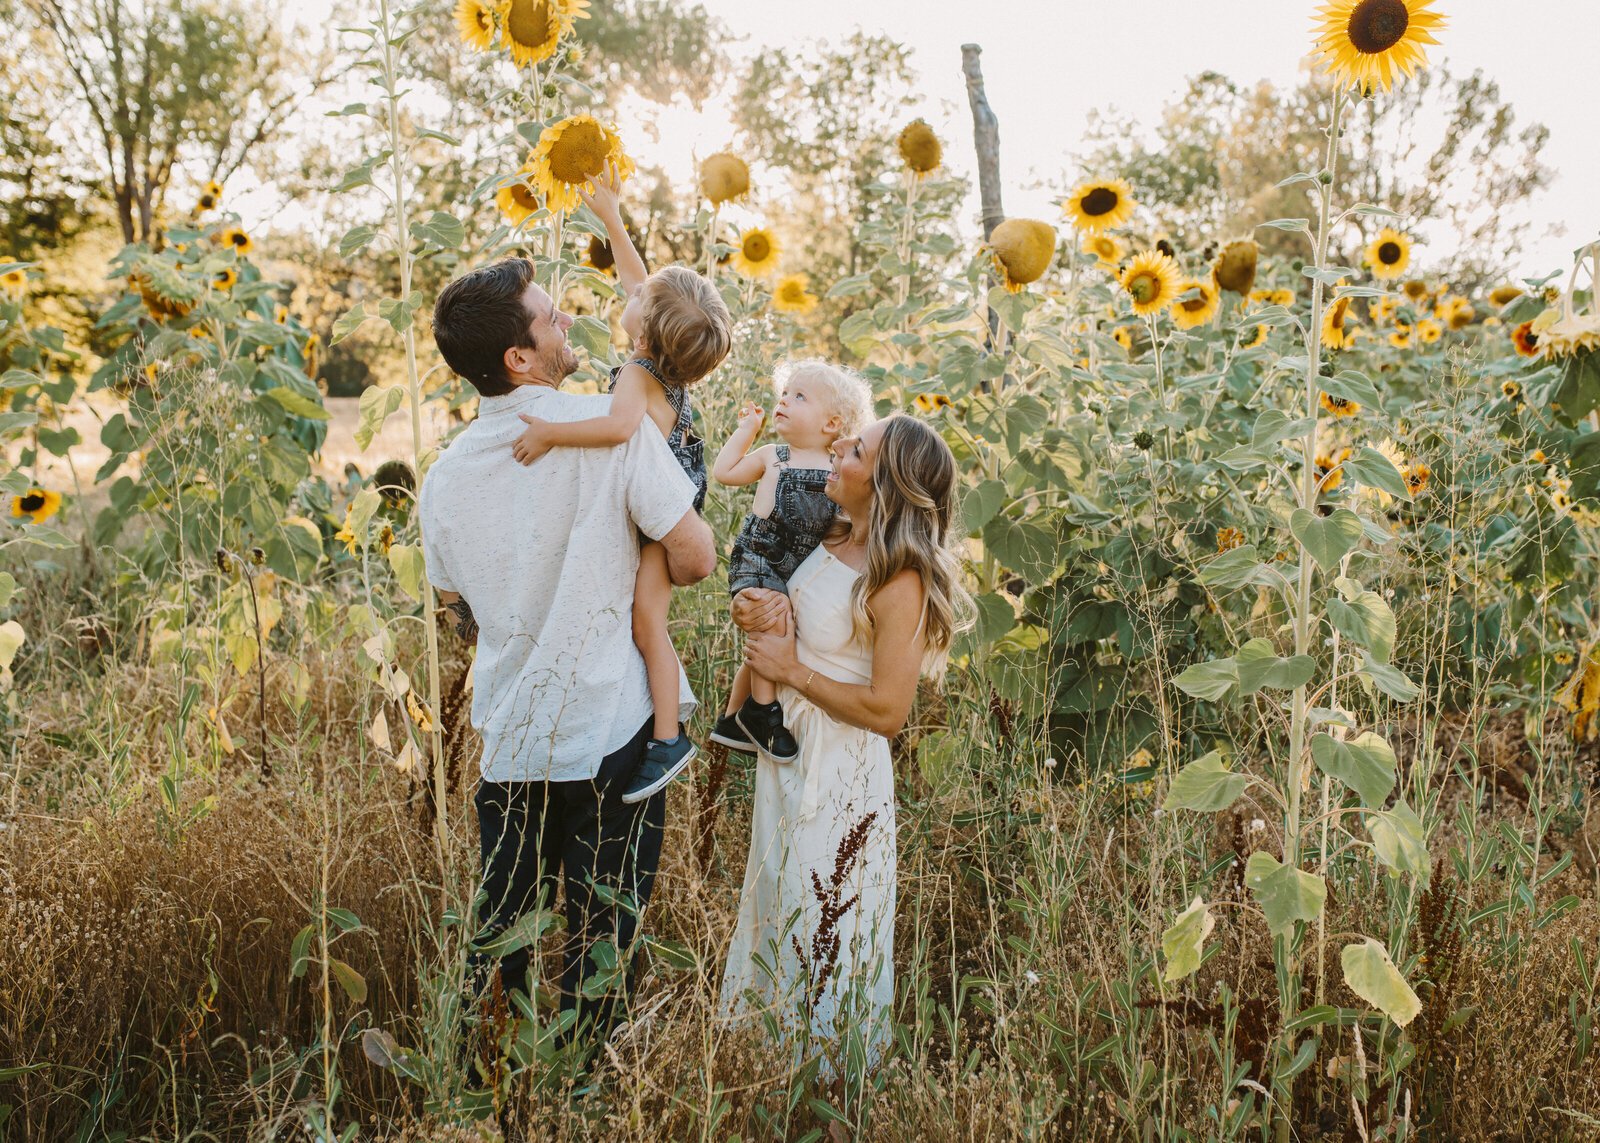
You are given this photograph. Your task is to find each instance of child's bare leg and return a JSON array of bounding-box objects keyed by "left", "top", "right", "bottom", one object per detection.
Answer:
[
  {"left": 724, "top": 662, "right": 752, "bottom": 717},
  {"left": 633, "top": 542, "right": 680, "bottom": 742}
]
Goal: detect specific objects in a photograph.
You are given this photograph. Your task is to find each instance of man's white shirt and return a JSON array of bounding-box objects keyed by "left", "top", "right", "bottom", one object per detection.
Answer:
[{"left": 419, "top": 384, "right": 697, "bottom": 783}]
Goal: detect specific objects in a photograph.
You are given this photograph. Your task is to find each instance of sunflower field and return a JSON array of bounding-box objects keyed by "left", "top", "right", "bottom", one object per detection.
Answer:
[{"left": 3, "top": 0, "right": 1599, "bottom": 1139}]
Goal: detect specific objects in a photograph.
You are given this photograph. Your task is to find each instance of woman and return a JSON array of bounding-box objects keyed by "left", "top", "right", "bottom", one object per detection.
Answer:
[{"left": 717, "top": 414, "right": 969, "bottom": 1069}]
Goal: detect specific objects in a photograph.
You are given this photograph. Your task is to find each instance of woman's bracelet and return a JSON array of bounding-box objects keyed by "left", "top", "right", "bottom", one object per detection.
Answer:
[{"left": 802, "top": 669, "right": 817, "bottom": 696}]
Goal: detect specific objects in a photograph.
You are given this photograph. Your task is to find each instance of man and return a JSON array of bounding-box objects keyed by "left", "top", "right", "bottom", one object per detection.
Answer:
[{"left": 419, "top": 257, "right": 715, "bottom": 1048}]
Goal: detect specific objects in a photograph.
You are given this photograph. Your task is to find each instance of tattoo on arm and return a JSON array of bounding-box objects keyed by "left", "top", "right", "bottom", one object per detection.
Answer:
[{"left": 445, "top": 599, "right": 479, "bottom": 642}]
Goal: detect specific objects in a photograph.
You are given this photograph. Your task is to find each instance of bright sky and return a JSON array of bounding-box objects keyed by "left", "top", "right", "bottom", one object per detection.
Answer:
[{"left": 609, "top": 0, "right": 1598, "bottom": 281}]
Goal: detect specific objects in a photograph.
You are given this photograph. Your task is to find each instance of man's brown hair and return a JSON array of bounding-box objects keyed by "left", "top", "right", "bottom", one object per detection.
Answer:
[
  {"left": 432, "top": 257, "right": 538, "bottom": 397},
  {"left": 640, "top": 266, "right": 732, "bottom": 386}
]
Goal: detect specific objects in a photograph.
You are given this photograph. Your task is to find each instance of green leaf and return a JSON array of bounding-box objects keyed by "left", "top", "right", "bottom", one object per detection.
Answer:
[
  {"left": 35, "top": 426, "right": 81, "bottom": 456},
  {"left": 265, "top": 387, "right": 331, "bottom": 421},
  {"left": 1365, "top": 799, "right": 1429, "bottom": 878},
  {"left": 0, "top": 572, "right": 18, "bottom": 609},
  {"left": 567, "top": 314, "right": 616, "bottom": 362},
  {"left": 1310, "top": 731, "right": 1397, "bottom": 808},
  {"left": 1320, "top": 369, "right": 1383, "bottom": 410},
  {"left": 290, "top": 923, "right": 314, "bottom": 978},
  {"left": 324, "top": 907, "right": 363, "bottom": 933},
  {"left": 1250, "top": 409, "right": 1318, "bottom": 448},
  {"left": 1290, "top": 507, "right": 1362, "bottom": 574},
  {"left": 339, "top": 224, "right": 377, "bottom": 260},
  {"left": 475, "top": 908, "right": 561, "bottom": 958},
  {"left": 1245, "top": 851, "right": 1326, "bottom": 938},
  {"left": 0, "top": 621, "right": 24, "bottom": 673},
  {"left": 1360, "top": 650, "right": 1420, "bottom": 702},
  {"left": 1162, "top": 751, "right": 1250, "bottom": 812},
  {"left": 958, "top": 479, "right": 1006, "bottom": 534},
  {"left": 1327, "top": 577, "right": 1396, "bottom": 662},
  {"left": 1162, "top": 896, "right": 1215, "bottom": 982},
  {"left": 1173, "top": 657, "right": 1238, "bottom": 703},
  {"left": 1234, "top": 638, "right": 1315, "bottom": 695},
  {"left": 355, "top": 384, "right": 406, "bottom": 451},
  {"left": 971, "top": 592, "right": 1016, "bottom": 645},
  {"left": 377, "top": 291, "right": 426, "bottom": 333},
  {"left": 345, "top": 488, "right": 381, "bottom": 550},
  {"left": 1197, "top": 545, "right": 1280, "bottom": 591},
  {"left": 0, "top": 411, "right": 38, "bottom": 435},
  {"left": 328, "top": 957, "right": 368, "bottom": 1003},
  {"left": 331, "top": 301, "right": 374, "bottom": 344},
  {"left": 1341, "top": 938, "right": 1421, "bottom": 1026},
  {"left": 1343, "top": 446, "right": 1410, "bottom": 500},
  {"left": 409, "top": 210, "right": 465, "bottom": 249},
  {"left": 387, "top": 543, "right": 427, "bottom": 602},
  {"left": 1257, "top": 218, "right": 1311, "bottom": 232}
]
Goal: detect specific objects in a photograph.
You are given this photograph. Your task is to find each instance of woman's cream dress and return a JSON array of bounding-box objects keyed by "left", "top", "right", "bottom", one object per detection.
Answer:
[{"left": 718, "top": 544, "right": 896, "bottom": 1067}]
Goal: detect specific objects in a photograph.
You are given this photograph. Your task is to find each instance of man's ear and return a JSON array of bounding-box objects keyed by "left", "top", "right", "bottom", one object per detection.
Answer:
[{"left": 503, "top": 342, "right": 530, "bottom": 379}]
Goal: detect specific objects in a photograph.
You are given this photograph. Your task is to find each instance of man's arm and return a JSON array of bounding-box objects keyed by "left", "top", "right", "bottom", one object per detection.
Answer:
[
  {"left": 437, "top": 589, "right": 479, "bottom": 642},
  {"left": 656, "top": 508, "right": 715, "bottom": 586}
]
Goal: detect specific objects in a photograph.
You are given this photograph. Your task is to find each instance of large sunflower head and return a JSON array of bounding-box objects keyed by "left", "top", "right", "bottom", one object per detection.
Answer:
[
  {"left": 1365, "top": 227, "right": 1412, "bottom": 279},
  {"left": 495, "top": 167, "right": 542, "bottom": 226},
  {"left": 500, "top": 0, "right": 583, "bottom": 67},
  {"left": 1310, "top": 0, "right": 1446, "bottom": 93},
  {"left": 527, "top": 113, "right": 634, "bottom": 213},
  {"left": 455, "top": 0, "right": 500, "bottom": 51},
  {"left": 1080, "top": 231, "right": 1125, "bottom": 268},
  {"left": 1212, "top": 239, "right": 1258, "bottom": 294},
  {"left": 699, "top": 152, "right": 750, "bottom": 205},
  {"left": 584, "top": 235, "right": 615, "bottom": 274},
  {"left": 732, "top": 227, "right": 782, "bottom": 278},
  {"left": 1062, "top": 178, "right": 1136, "bottom": 232},
  {"left": 1119, "top": 249, "right": 1183, "bottom": 316},
  {"left": 771, "top": 273, "right": 818, "bottom": 315},
  {"left": 1321, "top": 295, "right": 1356, "bottom": 348},
  {"left": 1171, "top": 278, "right": 1221, "bottom": 329},
  {"left": 988, "top": 218, "right": 1057, "bottom": 293},
  {"left": 11, "top": 488, "right": 61, "bottom": 524},
  {"left": 219, "top": 227, "right": 253, "bottom": 257},
  {"left": 897, "top": 119, "right": 943, "bottom": 177}
]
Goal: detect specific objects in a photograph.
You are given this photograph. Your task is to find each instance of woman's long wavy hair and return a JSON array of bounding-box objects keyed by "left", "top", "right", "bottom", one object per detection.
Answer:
[{"left": 834, "top": 414, "right": 973, "bottom": 675}]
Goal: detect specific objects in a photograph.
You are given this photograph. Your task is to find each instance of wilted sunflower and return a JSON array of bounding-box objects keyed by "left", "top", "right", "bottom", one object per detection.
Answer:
[
  {"left": 1062, "top": 178, "right": 1136, "bottom": 232},
  {"left": 11, "top": 487, "right": 61, "bottom": 524},
  {"left": 1320, "top": 391, "right": 1361, "bottom": 417},
  {"left": 220, "top": 227, "right": 253, "bottom": 256},
  {"left": 1401, "top": 279, "right": 1429, "bottom": 303},
  {"left": 1364, "top": 227, "right": 1412, "bottom": 279},
  {"left": 212, "top": 267, "right": 238, "bottom": 290},
  {"left": 1311, "top": 0, "right": 1446, "bottom": 92},
  {"left": 527, "top": 113, "right": 633, "bottom": 213},
  {"left": 988, "top": 218, "right": 1057, "bottom": 293},
  {"left": 1512, "top": 320, "right": 1541, "bottom": 357},
  {"left": 584, "top": 235, "right": 615, "bottom": 274},
  {"left": 1216, "top": 526, "right": 1244, "bottom": 553},
  {"left": 373, "top": 459, "right": 416, "bottom": 507},
  {"left": 699, "top": 152, "right": 750, "bottom": 204},
  {"left": 1416, "top": 318, "right": 1443, "bottom": 343},
  {"left": 407, "top": 690, "right": 435, "bottom": 733},
  {"left": 1113, "top": 326, "right": 1134, "bottom": 351},
  {"left": 455, "top": 0, "right": 500, "bottom": 51},
  {"left": 1321, "top": 295, "right": 1356, "bottom": 348},
  {"left": 897, "top": 119, "right": 943, "bottom": 177},
  {"left": 732, "top": 227, "right": 782, "bottom": 278},
  {"left": 1242, "top": 325, "right": 1269, "bottom": 348},
  {"left": 1080, "top": 231, "right": 1125, "bottom": 267},
  {"left": 142, "top": 362, "right": 160, "bottom": 385},
  {"left": 1213, "top": 239, "right": 1258, "bottom": 294},
  {"left": 501, "top": 0, "right": 587, "bottom": 67},
  {"left": 334, "top": 506, "right": 359, "bottom": 555},
  {"left": 1490, "top": 284, "right": 1522, "bottom": 307},
  {"left": 771, "top": 273, "right": 818, "bottom": 314},
  {"left": 913, "top": 393, "right": 953, "bottom": 413},
  {"left": 1171, "top": 278, "right": 1220, "bottom": 329},
  {"left": 1120, "top": 249, "right": 1182, "bottom": 316},
  {"left": 1, "top": 267, "right": 26, "bottom": 299},
  {"left": 495, "top": 169, "right": 542, "bottom": 225},
  {"left": 1537, "top": 313, "right": 1600, "bottom": 357}
]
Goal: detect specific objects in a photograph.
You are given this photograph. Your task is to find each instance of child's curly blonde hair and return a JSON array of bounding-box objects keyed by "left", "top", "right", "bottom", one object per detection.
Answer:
[{"left": 773, "top": 358, "right": 873, "bottom": 438}]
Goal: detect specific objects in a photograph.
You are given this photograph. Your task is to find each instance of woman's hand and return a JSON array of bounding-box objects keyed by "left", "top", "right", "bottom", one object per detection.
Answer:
[
  {"left": 732, "top": 587, "right": 790, "bottom": 633},
  {"left": 744, "top": 624, "right": 799, "bottom": 686}
]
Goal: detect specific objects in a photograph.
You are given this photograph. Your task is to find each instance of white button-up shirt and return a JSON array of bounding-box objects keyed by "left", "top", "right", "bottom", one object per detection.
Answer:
[{"left": 419, "top": 384, "right": 697, "bottom": 783}]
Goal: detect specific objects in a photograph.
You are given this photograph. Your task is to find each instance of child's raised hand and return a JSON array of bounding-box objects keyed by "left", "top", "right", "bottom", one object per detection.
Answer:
[
  {"left": 577, "top": 161, "right": 624, "bottom": 217},
  {"left": 736, "top": 400, "right": 765, "bottom": 434},
  {"left": 512, "top": 414, "right": 553, "bottom": 466}
]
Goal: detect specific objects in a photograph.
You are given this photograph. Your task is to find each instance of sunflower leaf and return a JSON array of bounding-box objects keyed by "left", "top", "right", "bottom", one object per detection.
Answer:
[
  {"left": 355, "top": 384, "right": 405, "bottom": 451},
  {"left": 0, "top": 572, "right": 18, "bottom": 609},
  {"left": 1162, "top": 896, "right": 1215, "bottom": 982},
  {"left": 1246, "top": 852, "right": 1326, "bottom": 939},
  {"left": 1342, "top": 938, "right": 1422, "bottom": 1026},
  {"left": 1343, "top": 446, "right": 1411, "bottom": 500},
  {"left": 0, "top": 411, "right": 38, "bottom": 434},
  {"left": 1311, "top": 731, "right": 1397, "bottom": 808},
  {"left": 331, "top": 301, "right": 374, "bottom": 345},
  {"left": 1257, "top": 218, "right": 1311, "bottom": 232},
  {"left": 265, "top": 387, "right": 331, "bottom": 422},
  {"left": 1347, "top": 203, "right": 1399, "bottom": 218},
  {"left": 339, "top": 225, "right": 377, "bottom": 260}
]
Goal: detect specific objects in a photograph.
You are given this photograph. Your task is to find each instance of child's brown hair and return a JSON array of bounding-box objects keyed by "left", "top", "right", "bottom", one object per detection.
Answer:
[{"left": 640, "top": 265, "right": 732, "bottom": 386}]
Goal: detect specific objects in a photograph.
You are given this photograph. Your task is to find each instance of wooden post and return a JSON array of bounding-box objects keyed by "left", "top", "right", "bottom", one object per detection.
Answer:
[{"left": 962, "top": 44, "right": 1004, "bottom": 364}]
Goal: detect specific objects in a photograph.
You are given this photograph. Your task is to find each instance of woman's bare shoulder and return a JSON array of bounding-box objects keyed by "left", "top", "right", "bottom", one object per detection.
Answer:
[{"left": 868, "top": 567, "right": 926, "bottom": 617}]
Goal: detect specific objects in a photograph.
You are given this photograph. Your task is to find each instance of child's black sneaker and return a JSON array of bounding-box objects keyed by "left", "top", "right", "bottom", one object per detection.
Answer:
[
  {"left": 622, "top": 728, "right": 696, "bottom": 804},
  {"left": 734, "top": 697, "right": 800, "bottom": 763},
  {"left": 708, "top": 712, "right": 758, "bottom": 755}
]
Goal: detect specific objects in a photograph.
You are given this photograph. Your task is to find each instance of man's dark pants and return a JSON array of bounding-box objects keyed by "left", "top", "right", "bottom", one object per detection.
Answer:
[{"left": 469, "top": 718, "right": 661, "bottom": 1045}]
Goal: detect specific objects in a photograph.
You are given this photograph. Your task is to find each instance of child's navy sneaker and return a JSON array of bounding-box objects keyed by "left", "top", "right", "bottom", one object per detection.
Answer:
[
  {"left": 621, "top": 727, "right": 696, "bottom": 804},
  {"left": 709, "top": 712, "right": 758, "bottom": 755},
  {"left": 734, "top": 697, "right": 799, "bottom": 763}
]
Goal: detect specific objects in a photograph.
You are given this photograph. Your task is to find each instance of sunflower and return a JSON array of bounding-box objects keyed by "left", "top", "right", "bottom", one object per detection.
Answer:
[
  {"left": 455, "top": 0, "right": 500, "bottom": 51},
  {"left": 1273, "top": 289, "right": 1296, "bottom": 307},
  {"left": 142, "top": 362, "right": 160, "bottom": 387},
  {"left": 1372, "top": 295, "right": 1399, "bottom": 324},
  {"left": 1403, "top": 463, "right": 1430, "bottom": 495},
  {"left": 196, "top": 193, "right": 217, "bottom": 213},
  {"left": 1321, "top": 295, "right": 1356, "bottom": 348},
  {"left": 1062, "top": 178, "right": 1136, "bottom": 232},
  {"left": 699, "top": 152, "right": 750, "bottom": 204},
  {"left": 988, "top": 218, "right": 1057, "bottom": 293},
  {"left": 1172, "top": 278, "right": 1220, "bottom": 329},
  {"left": 1247, "top": 289, "right": 1275, "bottom": 308},
  {"left": 500, "top": 0, "right": 581, "bottom": 67},
  {"left": 1081, "top": 231, "right": 1125, "bottom": 267},
  {"left": 220, "top": 227, "right": 253, "bottom": 256},
  {"left": 1216, "top": 526, "right": 1244, "bottom": 553},
  {"left": 732, "top": 227, "right": 782, "bottom": 278},
  {"left": 334, "top": 506, "right": 359, "bottom": 555},
  {"left": 1552, "top": 489, "right": 1572, "bottom": 513},
  {"left": 1512, "top": 320, "right": 1541, "bottom": 357},
  {"left": 1537, "top": 314, "right": 1600, "bottom": 357},
  {"left": 1401, "top": 279, "right": 1429, "bottom": 303},
  {"left": 527, "top": 113, "right": 633, "bottom": 213},
  {"left": 1316, "top": 447, "right": 1352, "bottom": 492},
  {"left": 212, "top": 267, "right": 238, "bottom": 290},
  {"left": 1529, "top": 448, "right": 1547, "bottom": 464},
  {"left": 1388, "top": 325, "right": 1412, "bottom": 348},
  {"left": 274, "top": 304, "right": 289, "bottom": 324},
  {"left": 1242, "top": 325, "right": 1269, "bottom": 348},
  {"left": 1416, "top": 318, "right": 1442, "bottom": 343},
  {"left": 495, "top": 168, "right": 542, "bottom": 225},
  {"left": 10, "top": 488, "right": 61, "bottom": 524},
  {"left": 771, "top": 273, "right": 818, "bottom": 314},
  {"left": 584, "top": 235, "right": 615, "bottom": 274},
  {"left": 913, "top": 393, "right": 953, "bottom": 413},
  {"left": 1310, "top": 0, "right": 1446, "bottom": 93},
  {"left": 1, "top": 267, "right": 26, "bottom": 299},
  {"left": 1213, "top": 239, "right": 1258, "bottom": 294},
  {"left": 1120, "top": 249, "right": 1182, "bottom": 316},
  {"left": 1321, "top": 391, "right": 1361, "bottom": 417},
  {"left": 1364, "top": 227, "right": 1412, "bottom": 279},
  {"left": 1490, "top": 284, "right": 1522, "bottom": 307},
  {"left": 1436, "top": 294, "right": 1474, "bottom": 330},
  {"left": 1501, "top": 378, "right": 1522, "bottom": 400},
  {"left": 1113, "top": 326, "right": 1134, "bottom": 351},
  {"left": 897, "top": 119, "right": 943, "bottom": 177}
]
